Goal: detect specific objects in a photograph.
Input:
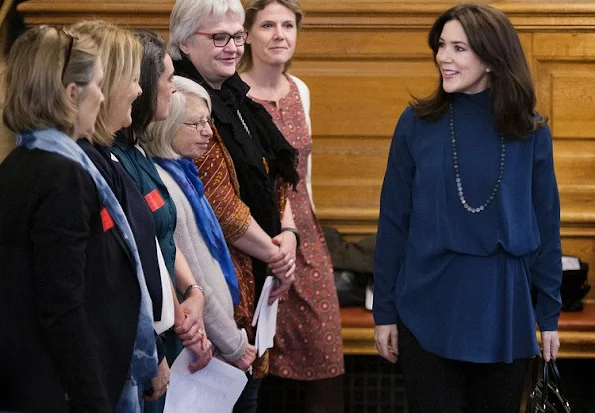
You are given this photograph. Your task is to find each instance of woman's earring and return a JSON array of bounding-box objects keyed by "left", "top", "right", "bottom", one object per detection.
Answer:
[{"left": 486, "top": 68, "right": 492, "bottom": 73}]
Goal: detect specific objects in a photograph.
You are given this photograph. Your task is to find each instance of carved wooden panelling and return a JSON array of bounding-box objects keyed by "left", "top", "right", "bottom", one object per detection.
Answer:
[
  {"left": 537, "top": 63, "right": 595, "bottom": 139},
  {"left": 14, "top": 0, "right": 595, "bottom": 290}
]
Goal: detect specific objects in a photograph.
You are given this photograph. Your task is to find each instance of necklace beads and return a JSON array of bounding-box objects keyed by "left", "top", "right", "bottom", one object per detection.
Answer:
[{"left": 449, "top": 103, "right": 505, "bottom": 214}]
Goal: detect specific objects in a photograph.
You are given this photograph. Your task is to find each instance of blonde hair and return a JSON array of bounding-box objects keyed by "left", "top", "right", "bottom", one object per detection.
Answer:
[
  {"left": 3, "top": 26, "right": 99, "bottom": 136},
  {"left": 146, "top": 76, "right": 211, "bottom": 159},
  {"left": 168, "top": 0, "right": 245, "bottom": 60},
  {"left": 71, "top": 21, "right": 142, "bottom": 145},
  {"left": 237, "top": 0, "right": 303, "bottom": 73}
]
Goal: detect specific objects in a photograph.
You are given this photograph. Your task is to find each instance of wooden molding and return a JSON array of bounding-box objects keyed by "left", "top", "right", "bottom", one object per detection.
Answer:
[{"left": 18, "top": 1, "right": 595, "bottom": 30}]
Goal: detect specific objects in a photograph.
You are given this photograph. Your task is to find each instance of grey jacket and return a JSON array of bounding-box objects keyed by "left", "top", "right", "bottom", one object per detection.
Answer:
[{"left": 158, "top": 166, "right": 248, "bottom": 362}]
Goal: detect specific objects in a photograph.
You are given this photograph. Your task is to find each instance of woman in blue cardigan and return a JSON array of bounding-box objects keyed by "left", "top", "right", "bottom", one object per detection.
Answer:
[{"left": 373, "top": 4, "right": 562, "bottom": 413}]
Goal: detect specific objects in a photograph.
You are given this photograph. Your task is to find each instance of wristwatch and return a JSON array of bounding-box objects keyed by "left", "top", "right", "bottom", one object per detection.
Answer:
[
  {"left": 183, "top": 283, "right": 203, "bottom": 300},
  {"left": 280, "top": 227, "right": 301, "bottom": 248}
]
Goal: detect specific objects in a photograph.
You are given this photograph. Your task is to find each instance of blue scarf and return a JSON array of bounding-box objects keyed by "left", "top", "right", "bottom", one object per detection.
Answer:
[
  {"left": 18, "top": 129, "right": 158, "bottom": 405},
  {"left": 156, "top": 157, "right": 240, "bottom": 305}
]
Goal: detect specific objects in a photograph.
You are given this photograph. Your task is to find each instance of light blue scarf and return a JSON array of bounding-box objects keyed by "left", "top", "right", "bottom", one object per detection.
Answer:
[
  {"left": 17, "top": 129, "right": 158, "bottom": 410},
  {"left": 156, "top": 158, "right": 240, "bottom": 304}
]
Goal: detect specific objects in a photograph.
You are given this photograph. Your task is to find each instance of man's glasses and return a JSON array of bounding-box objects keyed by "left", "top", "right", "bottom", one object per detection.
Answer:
[
  {"left": 194, "top": 31, "right": 248, "bottom": 48},
  {"left": 184, "top": 118, "right": 213, "bottom": 131},
  {"left": 61, "top": 28, "right": 77, "bottom": 82}
]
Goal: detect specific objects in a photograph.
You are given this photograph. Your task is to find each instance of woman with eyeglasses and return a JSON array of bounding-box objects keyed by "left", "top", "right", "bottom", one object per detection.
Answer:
[
  {"left": 145, "top": 75, "right": 257, "bottom": 376},
  {"left": 0, "top": 26, "right": 158, "bottom": 412},
  {"left": 238, "top": 0, "right": 345, "bottom": 411},
  {"left": 168, "top": 0, "right": 299, "bottom": 411}
]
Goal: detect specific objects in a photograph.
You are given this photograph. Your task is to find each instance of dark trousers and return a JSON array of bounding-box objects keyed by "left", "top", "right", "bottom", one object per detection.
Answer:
[
  {"left": 304, "top": 375, "right": 344, "bottom": 413},
  {"left": 233, "top": 374, "right": 261, "bottom": 413},
  {"left": 398, "top": 321, "right": 528, "bottom": 413}
]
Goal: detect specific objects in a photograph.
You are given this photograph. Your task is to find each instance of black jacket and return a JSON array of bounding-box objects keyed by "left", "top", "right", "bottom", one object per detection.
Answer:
[
  {"left": 174, "top": 56, "right": 299, "bottom": 295},
  {"left": 0, "top": 147, "right": 140, "bottom": 412}
]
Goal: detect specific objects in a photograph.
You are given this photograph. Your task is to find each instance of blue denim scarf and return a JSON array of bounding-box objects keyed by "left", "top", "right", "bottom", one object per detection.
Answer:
[
  {"left": 155, "top": 157, "right": 240, "bottom": 304},
  {"left": 18, "top": 129, "right": 157, "bottom": 410}
]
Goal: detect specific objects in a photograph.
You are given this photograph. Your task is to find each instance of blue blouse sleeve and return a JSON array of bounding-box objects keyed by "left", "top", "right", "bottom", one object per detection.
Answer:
[
  {"left": 530, "top": 124, "right": 562, "bottom": 331},
  {"left": 373, "top": 107, "right": 416, "bottom": 325}
]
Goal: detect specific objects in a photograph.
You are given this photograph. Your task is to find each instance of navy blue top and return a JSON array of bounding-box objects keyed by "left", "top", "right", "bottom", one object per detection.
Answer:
[
  {"left": 111, "top": 135, "right": 178, "bottom": 286},
  {"left": 373, "top": 89, "right": 562, "bottom": 363}
]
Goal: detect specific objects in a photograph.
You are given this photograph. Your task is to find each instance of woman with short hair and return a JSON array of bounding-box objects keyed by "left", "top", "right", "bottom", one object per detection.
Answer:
[
  {"left": 168, "top": 1, "right": 300, "bottom": 408},
  {"left": 146, "top": 75, "right": 257, "bottom": 375}
]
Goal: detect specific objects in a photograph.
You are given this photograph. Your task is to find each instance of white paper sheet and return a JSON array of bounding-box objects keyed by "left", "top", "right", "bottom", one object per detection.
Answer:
[
  {"left": 562, "top": 255, "right": 581, "bottom": 271},
  {"left": 251, "top": 275, "right": 279, "bottom": 357},
  {"left": 163, "top": 349, "right": 248, "bottom": 413}
]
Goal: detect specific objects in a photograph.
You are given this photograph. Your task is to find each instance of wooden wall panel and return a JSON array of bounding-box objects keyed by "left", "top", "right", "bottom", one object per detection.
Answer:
[
  {"left": 14, "top": 0, "right": 595, "bottom": 291},
  {"left": 296, "top": 30, "right": 430, "bottom": 59},
  {"left": 537, "top": 62, "right": 595, "bottom": 139},
  {"left": 311, "top": 137, "right": 388, "bottom": 206},
  {"left": 293, "top": 60, "right": 437, "bottom": 137},
  {"left": 290, "top": 32, "right": 437, "bottom": 237}
]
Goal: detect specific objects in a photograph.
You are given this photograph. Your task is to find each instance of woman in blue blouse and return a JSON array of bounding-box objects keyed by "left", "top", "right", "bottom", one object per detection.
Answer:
[{"left": 373, "top": 4, "right": 562, "bottom": 413}]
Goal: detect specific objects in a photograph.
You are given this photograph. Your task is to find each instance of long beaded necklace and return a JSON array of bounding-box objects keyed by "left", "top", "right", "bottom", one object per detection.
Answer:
[{"left": 449, "top": 103, "right": 505, "bottom": 214}]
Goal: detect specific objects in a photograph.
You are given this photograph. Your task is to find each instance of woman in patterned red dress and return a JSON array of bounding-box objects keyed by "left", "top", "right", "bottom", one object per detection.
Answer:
[{"left": 239, "top": 1, "right": 345, "bottom": 411}]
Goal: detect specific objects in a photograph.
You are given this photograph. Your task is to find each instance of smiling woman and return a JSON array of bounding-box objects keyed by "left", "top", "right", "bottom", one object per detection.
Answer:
[
  {"left": 373, "top": 4, "right": 562, "bottom": 413},
  {"left": 436, "top": 20, "right": 491, "bottom": 95},
  {"left": 168, "top": 0, "right": 300, "bottom": 411},
  {"left": 0, "top": 25, "right": 159, "bottom": 413},
  {"left": 67, "top": 21, "right": 175, "bottom": 411},
  {"left": 144, "top": 74, "right": 257, "bottom": 382}
]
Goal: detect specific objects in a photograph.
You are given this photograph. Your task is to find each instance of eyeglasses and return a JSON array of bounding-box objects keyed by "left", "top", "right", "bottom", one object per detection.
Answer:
[
  {"left": 60, "top": 28, "right": 77, "bottom": 82},
  {"left": 194, "top": 31, "right": 248, "bottom": 48},
  {"left": 184, "top": 118, "right": 213, "bottom": 131}
]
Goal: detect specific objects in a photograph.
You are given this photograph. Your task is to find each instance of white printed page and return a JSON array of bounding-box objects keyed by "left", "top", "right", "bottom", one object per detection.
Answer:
[{"left": 164, "top": 348, "right": 248, "bottom": 413}]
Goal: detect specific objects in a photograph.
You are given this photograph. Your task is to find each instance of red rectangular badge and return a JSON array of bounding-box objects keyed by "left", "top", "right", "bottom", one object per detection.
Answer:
[
  {"left": 100, "top": 207, "right": 115, "bottom": 232},
  {"left": 145, "top": 189, "right": 165, "bottom": 212}
]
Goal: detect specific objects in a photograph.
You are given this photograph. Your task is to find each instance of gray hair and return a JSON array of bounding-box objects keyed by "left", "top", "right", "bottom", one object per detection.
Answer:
[
  {"left": 168, "top": 0, "right": 245, "bottom": 60},
  {"left": 145, "top": 76, "right": 212, "bottom": 159},
  {"left": 173, "top": 76, "right": 212, "bottom": 112}
]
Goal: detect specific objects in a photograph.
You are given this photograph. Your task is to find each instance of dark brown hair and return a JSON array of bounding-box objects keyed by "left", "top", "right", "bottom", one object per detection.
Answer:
[
  {"left": 412, "top": 3, "right": 546, "bottom": 140},
  {"left": 121, "top": 30, "right": 166, "bottom": 145},
  {"left": 237, "top": 0, "right": 303, "bottom": 73}
]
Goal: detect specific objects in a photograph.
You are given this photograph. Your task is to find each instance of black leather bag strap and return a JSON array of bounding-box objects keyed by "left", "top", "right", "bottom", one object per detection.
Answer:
[
  {"left": 547, "top": 359, "right": 570, "bottom": 403},
  {"left": 542, "top": 358, "right": 550, "bottom": 408}
]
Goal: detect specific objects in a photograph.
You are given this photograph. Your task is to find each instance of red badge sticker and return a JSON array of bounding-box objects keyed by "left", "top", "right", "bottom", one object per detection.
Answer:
[
  {"left": 145, "top": 189, "right": 165, "bottom": 212},
  {"left": 100, "top": 207, "right": 115, "bottom": 232}
]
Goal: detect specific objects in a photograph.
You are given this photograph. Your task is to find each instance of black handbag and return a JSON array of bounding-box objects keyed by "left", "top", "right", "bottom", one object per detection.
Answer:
[
  {"left": 525, "top": 358, "right": 571, "bottom": 413},
  {"left": 560, "top": 258, "right": 590, "bottom": 311}
]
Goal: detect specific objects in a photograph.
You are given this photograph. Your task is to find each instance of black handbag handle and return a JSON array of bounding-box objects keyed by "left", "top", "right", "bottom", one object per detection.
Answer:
[
  {"left": 541, "top": 358, "right": 550, "bottom": 408},
  {"left": 540, "top": 357, "right": 568, "bottom": 409}
]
